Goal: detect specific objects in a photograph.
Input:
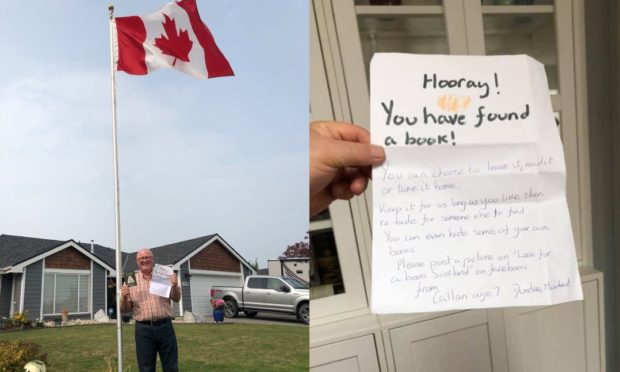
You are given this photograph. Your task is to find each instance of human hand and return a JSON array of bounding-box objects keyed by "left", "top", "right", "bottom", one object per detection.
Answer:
[
  {"left": 310, "top": 121, "right": 386, "bottom": 216},
  {"left": 121, "top": 284, "right": 130, "bottom": 298},
  {"left": 170, "top": 273, "right": 178, "bottom": 287}
]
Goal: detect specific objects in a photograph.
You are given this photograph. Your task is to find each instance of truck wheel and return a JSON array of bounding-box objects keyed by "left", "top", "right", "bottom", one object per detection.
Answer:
[
  {"left": 297, "top": 303, "right": 309, "bottom": 324},
  {"left": 224, "top": 299, "right": 239, "bottom": 318},
  {"left": 244, "top": 310, "right": 258, "bottom": 318}
]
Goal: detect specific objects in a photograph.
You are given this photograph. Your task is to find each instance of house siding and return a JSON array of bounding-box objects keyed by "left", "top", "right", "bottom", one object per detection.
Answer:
[
  {"left": 46, "top": 247, "right": 90, "bottom": 269},
  {"left": 23, "top": 261, "right": 43, "bottom": 319},
  {"left": 92, "top": 264, "right": 106, "bottom": 315},
  {"left": 171, "top": 269, "right": 182, "bottom": 318},
  {"left": 180, "top": 262, "right": 192, "bottom": 313},
  {"left": 243, "top": 265, "right": 252, "bottom": 279},
  {"left": 172, "top": 299, "right": 181, "bottom": 317},
  {"left": 190, "top": 241, "right": 240, "bottom": 272},
  {"left": 0, "top": 274, "right": 13, "bottom": 317}
]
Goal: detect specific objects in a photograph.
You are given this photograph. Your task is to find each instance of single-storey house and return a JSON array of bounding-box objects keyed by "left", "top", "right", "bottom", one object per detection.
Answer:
[
  {"left": 123, "top": 234, "right": 256, "bottom": 318},
  {"left": 0, "top": 233, "right": 255, "bottom": 321},
  {"left": 0, "top": 235, "right": 117, "bottom": 322}
]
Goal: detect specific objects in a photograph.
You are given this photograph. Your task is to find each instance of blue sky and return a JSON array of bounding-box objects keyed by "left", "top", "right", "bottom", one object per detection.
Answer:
[{"left": 0, "top": 0, "right": 308, "bottom": 267}]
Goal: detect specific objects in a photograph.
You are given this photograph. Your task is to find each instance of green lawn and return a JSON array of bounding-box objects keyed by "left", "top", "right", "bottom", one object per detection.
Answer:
[{"left": 0, "top": 323, "right": 308, "bottom": 371}]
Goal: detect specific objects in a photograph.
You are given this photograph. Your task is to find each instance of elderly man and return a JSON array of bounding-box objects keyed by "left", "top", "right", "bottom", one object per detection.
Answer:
[{"left": 120, "top": 249, "right": 181, "bottom": 372}]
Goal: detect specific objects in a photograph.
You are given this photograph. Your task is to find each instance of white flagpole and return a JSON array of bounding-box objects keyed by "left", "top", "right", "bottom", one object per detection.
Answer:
[{"left": 108, "top": 5, "right": 124, "bottom": 372}]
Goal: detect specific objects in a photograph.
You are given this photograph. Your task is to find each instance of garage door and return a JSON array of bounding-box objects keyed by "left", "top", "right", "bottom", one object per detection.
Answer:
[{"left": 191, "top": 274, "right": 243, "bottom": 317}]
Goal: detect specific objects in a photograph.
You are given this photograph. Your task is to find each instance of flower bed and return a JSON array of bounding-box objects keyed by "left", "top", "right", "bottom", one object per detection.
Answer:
[{"left": 0, "top": 312, "right": 44, "bottom": 331}]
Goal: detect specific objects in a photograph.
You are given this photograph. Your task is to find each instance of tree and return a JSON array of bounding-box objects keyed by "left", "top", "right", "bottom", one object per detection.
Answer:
[
  {"left": 282, "top": 238, "right": 310, "bottom": 258},
  {"left": 250, "top": 258, "right": 259, "bottom": 271}
]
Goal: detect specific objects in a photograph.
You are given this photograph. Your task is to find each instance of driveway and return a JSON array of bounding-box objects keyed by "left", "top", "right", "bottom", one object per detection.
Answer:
[
  {"left": 223, "top": 312, "right": 307, "bottom": 327},
  {"left": 177, "top": 310, "right": 308, "bottom": 327}
]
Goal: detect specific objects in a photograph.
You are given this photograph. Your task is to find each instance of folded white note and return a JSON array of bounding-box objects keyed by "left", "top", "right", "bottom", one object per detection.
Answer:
[
  {"left": 371, "top": 54, "right": 582, "bottom": 313},
  {"left": 149, "top": 264, "right": 173, "bottom": 298}
]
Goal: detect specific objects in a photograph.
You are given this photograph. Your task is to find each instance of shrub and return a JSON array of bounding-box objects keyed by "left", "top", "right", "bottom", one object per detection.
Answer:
[
  {"left": 0, "top": 340, "right": 48, "bottom": 371},
  {"left": 0, "top": 318, "right": 14, "bottom": 329},
  {"left": 11, "top": 311, "right": 29, "bottom": 327}
]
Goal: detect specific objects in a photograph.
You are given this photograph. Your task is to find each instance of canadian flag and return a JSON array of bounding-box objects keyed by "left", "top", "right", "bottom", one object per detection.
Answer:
[{"left": 112, "top": 0, "right": 234, "bottom": 79}]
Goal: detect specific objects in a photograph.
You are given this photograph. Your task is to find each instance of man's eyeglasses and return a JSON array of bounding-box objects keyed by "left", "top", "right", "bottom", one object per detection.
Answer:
[{"left": 137, "top": 257, "right": 153, "bottom": 261}]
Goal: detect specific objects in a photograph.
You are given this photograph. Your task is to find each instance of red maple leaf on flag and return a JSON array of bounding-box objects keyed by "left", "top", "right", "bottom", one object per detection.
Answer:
[{"left": 154, "top": 14, "right": 193, "bottom": 66}]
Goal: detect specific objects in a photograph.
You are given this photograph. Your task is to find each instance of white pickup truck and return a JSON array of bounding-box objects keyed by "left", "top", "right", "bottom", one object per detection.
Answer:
[{"left": 210, "top": 275, "right": 309, "bottom": 324}]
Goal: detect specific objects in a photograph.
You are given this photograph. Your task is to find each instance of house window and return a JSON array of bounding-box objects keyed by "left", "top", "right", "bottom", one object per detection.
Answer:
[{"left": 43, "top": 273, "right": 90, "bottom": 314}]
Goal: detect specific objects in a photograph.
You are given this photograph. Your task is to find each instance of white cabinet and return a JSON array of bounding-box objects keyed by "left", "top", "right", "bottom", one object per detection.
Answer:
[
  {"left": 388, "top": 310, "right": 503, "bottom": 371},
  {"left": 310, "top": 0, "right": 605, "bottom": 371},
  {"left": 310, "top": 335, "right": 381, "bottom": 372},
  {"left": 310, "top": 4, "right": 372, "bottom": 321},
  {"left": 502, "top": 269, "right": 604, "bottom": 372},
  {"left": 323, "top": 0, "right": 592, "bottom": 265},
  {"left": 309, "top": 273, "right": 604, "bottom": 372}
]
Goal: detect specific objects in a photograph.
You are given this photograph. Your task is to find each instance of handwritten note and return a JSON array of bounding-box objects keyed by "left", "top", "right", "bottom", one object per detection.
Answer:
[
  {"left": 370, "top": 54, "right": 582, "bottom": 313},
  {"left": 149, "top": 264, "right": 173, "bottom": 298}
]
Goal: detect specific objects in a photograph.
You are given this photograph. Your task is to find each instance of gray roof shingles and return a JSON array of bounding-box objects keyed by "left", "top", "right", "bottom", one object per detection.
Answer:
[
  {"left": 0, "top": 234, "right": 121, "bottom": 269},
  {"left": 0, "top": 233, "right": 251, "bottom": 274},
  {"left": 78, "top": 242, "right": 128, "bottom": 269},
  {"left": 0, "top": 235, "right": 66, "bottom": 268},
  {"left": 123, "top": 234, "right": 216, "bottom": 272}
]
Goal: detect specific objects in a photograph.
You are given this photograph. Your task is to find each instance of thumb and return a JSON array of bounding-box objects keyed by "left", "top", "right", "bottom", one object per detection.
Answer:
[{"left": 325, "top": 140, "right": 385, "bottom": 168}]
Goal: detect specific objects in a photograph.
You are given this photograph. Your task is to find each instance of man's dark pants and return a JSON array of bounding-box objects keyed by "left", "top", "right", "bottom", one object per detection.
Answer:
[{"left": 135, "top": 319, "right": 178, "bottom": 372}]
